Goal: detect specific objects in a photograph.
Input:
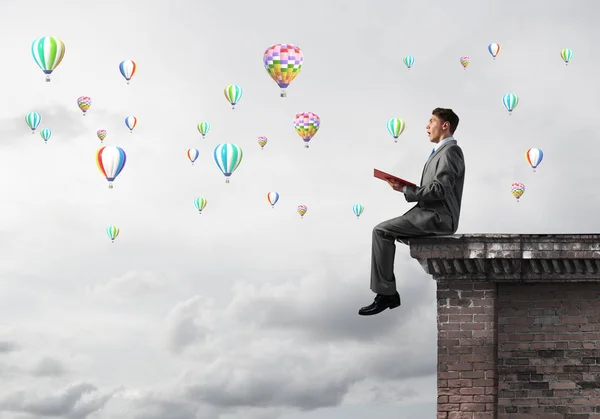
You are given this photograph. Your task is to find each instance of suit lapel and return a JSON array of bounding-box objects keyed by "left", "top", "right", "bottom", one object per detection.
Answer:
[{"left": 420, "top": 139, "right": 456, "bottom": 184}]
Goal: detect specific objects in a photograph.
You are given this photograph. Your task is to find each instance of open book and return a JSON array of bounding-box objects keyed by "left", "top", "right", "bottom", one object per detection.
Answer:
[{"left": 374, "top": 168, "right": 417, "bottom": 187}]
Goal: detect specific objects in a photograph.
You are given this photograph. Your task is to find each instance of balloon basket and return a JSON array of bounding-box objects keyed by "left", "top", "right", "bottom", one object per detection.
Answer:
[
  {"left": 304, "top": 144, "right": 309, "bottom": 148},
  {"left": 45, "top": 76, "right": 50, "bottom": 82},
  {"left": 31, "top": 131, "right": 34, "bottom": 135},
  {"left": 108, "top": 183, "right": 113, "bottom": 189},
  {"left": 127, "top": 81, "right": 130, "bottom": 85},
  {"left": 280, "top": 89, "right": 286, "bottom": 98},
  {"left": 225, "top": 178, "right": 230, "bottom": 184},
  {"left": 83, "top": 114, "right": 86, "bottom": 116}
]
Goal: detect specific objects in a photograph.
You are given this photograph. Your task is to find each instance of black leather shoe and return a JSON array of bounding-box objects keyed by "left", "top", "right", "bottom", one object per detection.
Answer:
[{"left": 358, "top": 292, "right": 401, "bottom": 316}]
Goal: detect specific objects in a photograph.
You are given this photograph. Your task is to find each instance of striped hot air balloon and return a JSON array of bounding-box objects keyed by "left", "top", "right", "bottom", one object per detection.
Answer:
[
  {"left": 525, "top": 148, "right": 543, "bottom": 172},
  {"left": 386, "top": 118, "right": 405, "bottom": 142},
  {"left": 213, "top": 143, "right": 243, "bottom": 183},
  {"left": 560, "top": 48, "right": 573, "bottom": 65},
  {"left": 187, "top": 148, "right": 199, "bottom": 165},
  {"left": 97, "top": 130, "right": 107, "bottom": 142},
  {"left": 119, "top": 60, "right": 137, "bottom": 84},
  {"left": 403, "top": 55, "right": 414, "bottom": 69},
  {"left": 502, "top": 93, "right": 519, "bottom": 114},
  {"left": 257, "top": 136, "right": 267, "bottom": 150},
  {"left": 31, "top": 36, "right": 65, "bottom": 82},
  {"left": 224, "top": 84, "right": 243, "bottom": 109},
  {"left": 267, "top": 191, "right": 279, "bottom": 208},
  {"left": 106, "top": 225, "right": 119, "bottom": 242},
  {"left": 26, "top": 112, "right": 41, "bottom": 134},
  {"left": 353, "top": 204, "right": 364, "bottom": 219},
  {"left": 297, "top": 205, "right": 307, "bottom": 219},
  {"left": 125, "top": 116, "right": 137, "bottom": 133},
  {"left": 197, "top": 121, "right": 210, "bottom": 138},
  {"left": 194, "top": 197, "right": 207, "bottom": 214},
  {"left": 77, "top": 96, "right": 91, "bottom": 115},
  {"left": 488, "top": 43, "right": 501, "bottom": 59},
  {"left": 293, "top": 112, "right": 320, "bottom": 148},
  {"left": 95, "top": 146, "right": 126, "bottom": 189},
  {"left": 263, "top": 44, "right": 303, "bottom": 97},
  {"left": 40, "top": 128, "right": 51, "bottom": 144}
]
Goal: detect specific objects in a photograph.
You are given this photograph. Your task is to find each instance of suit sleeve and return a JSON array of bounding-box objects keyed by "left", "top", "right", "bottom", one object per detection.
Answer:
[{"left": 404, "top": 146, "right": 464, "bottom": 202}]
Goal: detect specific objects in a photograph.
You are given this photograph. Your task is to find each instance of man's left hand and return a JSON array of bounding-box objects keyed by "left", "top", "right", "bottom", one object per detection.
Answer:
[{"left": 386, "top": 179, "right": 404, "bottom": 192}]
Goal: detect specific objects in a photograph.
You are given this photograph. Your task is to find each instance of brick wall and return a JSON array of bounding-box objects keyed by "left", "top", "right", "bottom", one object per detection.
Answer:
[
  {"left": 497, "top": 283, "right": 600, "bottom": 418},
  {"left": 437, "top": 280, "right": 498, "bottom": 419}
]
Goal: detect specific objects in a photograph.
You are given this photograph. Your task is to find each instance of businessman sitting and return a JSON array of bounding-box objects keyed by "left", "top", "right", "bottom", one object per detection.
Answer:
[{"left": 359, "top": 108, "right": 466, "bottom": 316}]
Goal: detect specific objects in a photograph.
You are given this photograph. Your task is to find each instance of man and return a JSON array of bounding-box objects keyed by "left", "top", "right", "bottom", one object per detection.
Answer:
[{"left": 359, "top": 108, "right": 465, "bottom": 316}]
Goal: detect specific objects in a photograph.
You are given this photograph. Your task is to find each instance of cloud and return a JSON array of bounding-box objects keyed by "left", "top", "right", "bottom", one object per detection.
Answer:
[
  {"left": 31, "top": 357, "right": 68, "bottom": 377},
  {"left": 86, "top": 270, "right": 168, "bottom": 302},
  {"left": 0, "top": 341, "right": 19, "bottom": 354}
]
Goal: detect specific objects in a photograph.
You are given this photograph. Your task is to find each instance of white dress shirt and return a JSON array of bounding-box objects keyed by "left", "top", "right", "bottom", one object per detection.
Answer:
[{"left": 402, "top": 137, "right": 455, "bottom": 193}]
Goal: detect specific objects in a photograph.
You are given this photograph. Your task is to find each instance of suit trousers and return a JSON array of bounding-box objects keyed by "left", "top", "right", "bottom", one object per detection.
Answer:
[{"left": 371, "top": 215, "right": 433, "bottom": 295}]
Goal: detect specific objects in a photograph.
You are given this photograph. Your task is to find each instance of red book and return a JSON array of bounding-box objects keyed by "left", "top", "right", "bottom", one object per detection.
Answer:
[{"left": 374, "top": 168, "right": 417, "bottom": 187}]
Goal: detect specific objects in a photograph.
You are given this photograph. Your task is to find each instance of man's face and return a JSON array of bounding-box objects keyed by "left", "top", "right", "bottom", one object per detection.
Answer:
[{"left": 426, "top": 115, "right": 448, "bottom": 141}]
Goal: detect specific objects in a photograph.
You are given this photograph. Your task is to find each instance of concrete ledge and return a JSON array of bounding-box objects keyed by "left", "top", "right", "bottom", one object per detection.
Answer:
[{"left": 408, "top": 234, "right": 600, "bottom": 281}]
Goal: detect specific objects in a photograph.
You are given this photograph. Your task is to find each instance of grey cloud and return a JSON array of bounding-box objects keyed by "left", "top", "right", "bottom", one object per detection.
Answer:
[
  {"left": 0, "top": 341, "right": 19, "bottom": 353},
  {"left": 31, "top": 357, "right": 67, "bottom": 377}
]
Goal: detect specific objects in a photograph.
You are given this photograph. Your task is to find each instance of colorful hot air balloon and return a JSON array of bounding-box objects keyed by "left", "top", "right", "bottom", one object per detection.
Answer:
[
  {"left": 293, "top": 112, "right": 320, "bottom": 148},
  {"left": 403, "top": 55, "right": 414, "bottom": 69},
  {"left": 40, "top": 128, "right": 51, "bottom": 144},
  {"left": 560, "top": 48, "right": 573, "bottom": 65},
  {"left": 194, "top": 197, "right": 207, "bottom": 214},
  {"left": 213, "top": 143, "right": 243, "bottom": 183},
  {"left": 106, "top": 225, "right": 119, "bottom": 243},
  {"left": 31, "top": 36, "right": 65, "bottom": 82},
  {"left": 119, "top": 60, "right": 137, "bottom": 84},
  {"left": 386, "top": 118, "right": 405, "bottom": 142},
  {"left": 125, "top": 116, "right": 137, "bottom": 133},
  {"left": 257, "top": 136, "right": 268, "bottom": 150},
  {"left": 511, "top": 182, "right": 525, "bottom": 202},
  {"left": 25, "top": 112, "right": 41, "bottom": 134},
  {"left": 187, "top": 148, "right": 199, "bottom": 165},
  {"left": 502, "top": 93, "right": 519, "bottom": 114},
  {"left": 95, "top": 146, "right": 127, "bottom": 189},
  {"left": 197, "top": 121, "right": 210, "bottom": 138},
  {"left": 525, "top": 148, "right": 543, "bottom": 172},
  {"left": 460, "top": 56, "right": 470, "bottom": 69},
  {"left": 267, "top": 191, "right": 279, "bottom": 208},
  {"left": 488, "top": 43, "right": 500, "bottom": 59},
  {"left": 224, "top": 84, "right": 243, "bottom": 109},
  {"left": 263, "top": 44, "right": 303, "bottom": 97},
  {"left": 297, "top": 205, "right": 307, "bottom": 219},
  {"left": 77, "top": 96, "right": 91, "bottom": 116},
  {"left": 97, "top": 129, "right": 107, "bottom": 142},
  {"left": 353, "top": 204, "right": 364, "bottom": 219}
]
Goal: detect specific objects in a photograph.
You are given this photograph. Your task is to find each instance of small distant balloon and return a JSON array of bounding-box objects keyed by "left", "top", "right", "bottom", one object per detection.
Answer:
[
  {"left": 353, "top": 204, "right": 364, "bottom": 219},
  {"left": 224, "top": 84, "right": 243, "bottom": 109},
  {"left": 125, "top": 116, "right": 137, "bottom": 133},
  {"left": 525, "top": 148, "right": 543, "bottom": 172},
  {"left": 460, "top": 56, "right": 470, "bottom": 69},
  {"left": 194, "top": 197, "right": 207, "bottom": 214},
  {"left": 26, "top": 112, "right": 41, "bottom": 134},
  {"left": 197, "top": 121, "right": 210, "bottom": 138},
  {"left": 187, "top": 148, "right": 199, "bottom": 165},
  {"left": 488, "top": 43, "right": 501, "bottom": 59},
  {"left": 106, "top": 225, "right": 119, "bottom": 243},
  {"left": 40, "top": 128, "right": 51, "bottom": 144},
  {"left": 257, "top": 136, "right": 268, "bottom": 150},
  {"left": 77, "top": 96, "right": 91, "bottom": 116},
  {"left": 293, "top": 112, "right": 320, "bottom": 148},
  {"left": 97, "top": 129, "right": 107, "bottom": 142},
  {"left": 502, "top": 93, "right": 518, "bottom": 114},
  {"left": 31, "top": 36, "right": 65, "bottom": 82},
  {"left": 403, "top": 55, "right": 414, "bottom": 69},
  {"left": 213, "top": 143, "right": 243, "bottom": 183},
  {"left": 119, "top": 60, "right": 137, "bottom": 84},
  {"left": 511, "top": 182, "right": 525, "bottom": 202},
  {"left": 560, "top": 48, "right": 573, "bottom": 65},
  {"left": 386, "top": 118, "right": 405, "bottom": 142},
  {"left": 267, "top": 191, "right": 279, "bottom": 208},
  {"left": 263, "top": 44, "right": 303, "bottom": 97},
  {"left": 297, "top": 204, "right": 307, "bottom": 219}
]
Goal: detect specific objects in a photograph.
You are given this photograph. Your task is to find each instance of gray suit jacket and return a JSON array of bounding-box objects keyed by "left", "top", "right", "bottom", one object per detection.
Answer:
[{"left": 402, "top": 139, "right": 465, "bottom": 235}]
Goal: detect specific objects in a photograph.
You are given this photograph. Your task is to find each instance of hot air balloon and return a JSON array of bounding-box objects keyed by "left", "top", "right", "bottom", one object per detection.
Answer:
[
  {"left": 213, "top": 143, "right": 243, "bottom": 183},
  {"left": 267, "top": 191, "right": 279, "bottom": 208},
  {"left": 77, "top": 96, "right": 91, "bottom": 116},
  {"left": 257, "top": 136, "right": 267, "bottom": 150},
  {"left": 40, "top": 128, "right": 51, "bottom": 144},
  {"left": 263, "top": 44, "right": 303, "bottom": 97},
  {"left": 95, "top": 146, "right": 126, "bottom": 189},
  {"left": 125, "top": 116, "right": 137, "bottom": 133},
  {"left": 224, "top": 84, "right": 243, "bottom": 109},
  {"left": 187, "top": 148, "right": 199, "bottom": 165},
  {"left": 560, "top": 48, "right": 573, "bottom": 65},
  {"left": 297, "top": 205, "right": 307, "bottom": 219},
  {"left": 106, "top": 225, "right": 119, "bottom": 243},
  {"left": 488, "top": 43, "right": 500, "bottom": 59},
  {"left": 386, "top": 118, "right": 405, "bottom": 142},
  {"left": 31, "top": 36, "right": 65, "bottom": 82},
  {"left": 197, "top": 121, "right": 210, "bottom": 138},
  {"left": 119, "top": 60, "right": 137, "bottom": 84},
  {"left": 502, "top": 93, "right": 518, "bottom": 114},
  {"left": 460, "top": 56, "right": 470, "bottom": 69},
  {"left": 525, "top": 148, "right": 543, "bottom": 172},
  {"left": 293, "top": 112, "right": 320, "bottom": 148},
  {"left": 194, "top": 197, "right": 207, "bottom": 214},
  {"left": 26, "top": 112, "right": 41, "bottom": 134},
  {"left": 511, "top": 182, "right": 525, "bottom": 202},
  {"left": 97, "top": 129, "right": 107, "bottom": 142},
  {"left": 403, "top": 55, "right": 414, "bottom": 69},
  {"left": 353, "top": 204, "right": 364, "bottom": 219}
]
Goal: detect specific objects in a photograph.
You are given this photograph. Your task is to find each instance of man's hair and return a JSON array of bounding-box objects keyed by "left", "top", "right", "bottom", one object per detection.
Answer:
[{"left": 432, "top": 108, "right": 459, "bottom": 134}]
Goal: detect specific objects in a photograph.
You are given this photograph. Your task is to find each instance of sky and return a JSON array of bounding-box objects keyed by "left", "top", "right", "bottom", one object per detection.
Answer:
[{"left": 0, "top": 0, "right": 598, "bottom": 418}]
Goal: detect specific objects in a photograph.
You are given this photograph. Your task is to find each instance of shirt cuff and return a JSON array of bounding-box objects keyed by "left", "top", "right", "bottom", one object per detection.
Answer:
[{"left": 402, "top": 185, "right": 407, "bottom": 193}]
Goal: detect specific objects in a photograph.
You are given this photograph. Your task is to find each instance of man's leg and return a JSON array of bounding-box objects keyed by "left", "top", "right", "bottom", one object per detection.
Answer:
[{"left": 358, "top": 216, "right": 429, "bottom": 316}]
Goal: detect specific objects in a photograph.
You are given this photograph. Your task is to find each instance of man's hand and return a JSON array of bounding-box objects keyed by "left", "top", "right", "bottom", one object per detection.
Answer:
[{"left": 386, "top": 179, "right": 404, "bottom": 192}]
